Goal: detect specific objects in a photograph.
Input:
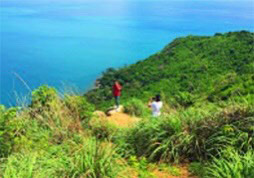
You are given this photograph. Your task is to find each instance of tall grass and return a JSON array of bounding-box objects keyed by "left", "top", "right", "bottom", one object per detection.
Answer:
[
  {"left": 1, "top": 150, "right": 71, "bottom": 177},
  {"left": 188, "top": 103, "right": 254, "bottom": 160},
  {"left": 0, "top": 86, "right": 122, "bottom": 178},
  {"left": 1, "top": 85, "right": 253, "bottom": 177},
  {"left": 1, "top": 139, "right": 122, "bottom": 178},
  {"left": 205, "top": 148, "right": 254, "bottom": 178},
  {"left": 116, "top": 116, "right": 192, "bottom": 163},
  {"left": 71, "top": 138, "right": 122, "bottom": 178},
  {"left": 116, "top": 100, "right": 254, "bottom": 165}
]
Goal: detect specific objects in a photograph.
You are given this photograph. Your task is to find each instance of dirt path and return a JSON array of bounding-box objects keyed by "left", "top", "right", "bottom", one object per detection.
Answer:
[
  {"left": 94, "top": 108, "right": 195, "bottom": 178},
  {"left": 106, "top": 112, "right": 140, "bottom": 127},
  {"left": 93, "top": 106, "right": 140, "bottom": 128},
  {"left": 152, "top": 165, "right": 196, "bottom": 178}
]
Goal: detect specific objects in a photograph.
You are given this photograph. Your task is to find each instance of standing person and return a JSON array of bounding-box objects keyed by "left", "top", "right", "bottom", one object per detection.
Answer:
[
  {"left": 112, "top": 80, "right": 122, "bottom": 110},
  {"left": 148, "top": 94, "right": 163, "bottom": 117}
]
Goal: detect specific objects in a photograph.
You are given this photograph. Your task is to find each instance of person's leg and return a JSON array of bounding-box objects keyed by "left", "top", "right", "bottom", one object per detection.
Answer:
[
  {"left": 115, "top": 96, "right": 120, "bottom": 108},
  {"left": 114, "top": 96, "right": 118, "bottom": 108}
]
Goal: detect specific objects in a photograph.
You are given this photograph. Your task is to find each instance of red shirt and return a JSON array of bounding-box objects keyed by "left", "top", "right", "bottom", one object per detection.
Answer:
[{"left": 113, "top": 83, "right": 122, "bottom": 96}]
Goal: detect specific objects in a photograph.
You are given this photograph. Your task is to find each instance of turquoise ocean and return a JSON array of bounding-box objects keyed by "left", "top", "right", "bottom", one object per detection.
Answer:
[{"left": 1, "top": 0, "right": 254, "bottom": 106}]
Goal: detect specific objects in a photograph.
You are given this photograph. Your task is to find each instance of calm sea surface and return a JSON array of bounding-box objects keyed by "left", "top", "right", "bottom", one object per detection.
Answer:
[{"left": 1, "top": 0, "right": 254, "bottom": 106}]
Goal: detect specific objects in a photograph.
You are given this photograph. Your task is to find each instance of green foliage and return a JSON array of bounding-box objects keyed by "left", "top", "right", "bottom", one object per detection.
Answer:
[
  {"left": 128, "top": 156, "right": 155, "bottom": 178},
  {"left": 1, "top": 139, "right": 121, "bottom": 178},
  {"left": 189, "top": 104, "right": 254, "bottom": 160},
  {"left": 1, "top": 31, "right": 254, "bottom": 177},
  {"left": 1, "top": 151, "right": 70, "bottom": 178},
  {"left": 124, "top": 98, "right": 149, "bottom": 117},
  {"left": 0, "top": 105, "right": 5, "bottom": 114},
  {"left": 88, "top": 117, "right": 119, "bottom": 140},
  {"left": 86, "top": 31, "right": 254, "bottom": 109},
  {"left": 127, "top": 156, "right": 181, "bottom": 177},
  {"left": 158, "top": 163, "right": 181, "bottom": 176},
  {"left": 121, "top": 116, "right": 191, "bottom": 163},
  {"left": 31, "top": 85, "right": 60, "bottom": 112},
  {"left": 116, "top": 102, "right": 254, "bottom": 166},
  {"left": 71, "top": 138, "right": 121, "bottom": 178},
  {"left": 64, "top": 95, "right": 95, "bottom": 121},
  {"left": 0, "top": 106, "right": 19, "bottom": 157},
  {"left": 188, "top": 162, "right": 206, "bottom": 177},
  {"left": 175, "top": 91, "right": 195, "bottom": 107},
  {"left": 205, "top": 148, "right": 254, "bottom": 178}
]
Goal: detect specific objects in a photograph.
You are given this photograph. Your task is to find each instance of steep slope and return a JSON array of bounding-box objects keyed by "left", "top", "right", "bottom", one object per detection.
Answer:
[{"left": 86, "top": 31, "right": 254, "bottom": 109}]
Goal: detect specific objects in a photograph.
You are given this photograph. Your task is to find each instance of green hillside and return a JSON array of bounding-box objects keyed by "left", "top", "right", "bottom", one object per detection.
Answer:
[
  {"left": 1, "top": 31, "right": 254, "bottom": 177},
  {"left": 86, "top": 31, "right": 254, "bottom": 109}
]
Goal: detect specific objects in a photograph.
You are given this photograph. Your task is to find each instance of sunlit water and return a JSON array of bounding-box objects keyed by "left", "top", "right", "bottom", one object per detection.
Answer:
[{"left": 1, "top": 0, "right": 254, "bottom": 106}]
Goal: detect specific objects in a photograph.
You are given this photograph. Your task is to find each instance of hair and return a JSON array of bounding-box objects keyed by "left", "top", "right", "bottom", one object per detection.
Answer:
[{"left": 155, "top": 94, "right": 161, "bottom": 102}]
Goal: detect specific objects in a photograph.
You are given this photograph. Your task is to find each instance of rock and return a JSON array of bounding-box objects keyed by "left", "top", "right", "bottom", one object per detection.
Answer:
[
  {"left": 106, "top": 109, "right": 116, "bottom": 116},
  {"left": 117, "top": 105, "right": 124, "bottom": 112},
  {"left": 106, "top": 105, "right": 124, "bottom": 116}
]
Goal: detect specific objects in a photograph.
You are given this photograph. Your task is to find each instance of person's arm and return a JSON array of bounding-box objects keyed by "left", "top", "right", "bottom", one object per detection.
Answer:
[{"left": 116, "top": 83, "right": 122, "bottom": 90}]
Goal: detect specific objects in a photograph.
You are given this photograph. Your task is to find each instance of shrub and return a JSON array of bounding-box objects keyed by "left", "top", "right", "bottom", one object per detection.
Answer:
[
  {"left": 88, "top": 117, "right": 119, "bottom": 140},
  {"left": 175, "top": 92, "right": 195, "bottom": 107},
  {"left": 124, "top": 98, "right": 149, "bottom": 117},
  {"left": 0, "top": 107, "right": 19, "bottom": 157},
  {"left": 64, "top": 95, "right": 94, "bottom": 121},
  {"left": 31, "top": 85, "right": 60, "bottom": 112}
]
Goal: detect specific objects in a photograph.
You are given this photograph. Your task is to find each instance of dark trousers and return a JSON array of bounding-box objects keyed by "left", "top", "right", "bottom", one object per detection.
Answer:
[{"left": 115, "top": 96, "right": 120, "bottom": 107}]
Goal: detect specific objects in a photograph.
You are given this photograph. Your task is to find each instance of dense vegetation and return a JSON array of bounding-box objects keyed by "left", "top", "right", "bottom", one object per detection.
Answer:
[
  {"left": 86, "top": 31, "right": 254, "bottom": 110},
  {"left": 1, "top": 31, "right": 254, "bottom": 177}
]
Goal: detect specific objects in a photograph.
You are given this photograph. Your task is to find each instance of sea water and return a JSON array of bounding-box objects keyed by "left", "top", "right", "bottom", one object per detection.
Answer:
[{"left": 1, "top": 0, "right": 254, "bottom": 106}]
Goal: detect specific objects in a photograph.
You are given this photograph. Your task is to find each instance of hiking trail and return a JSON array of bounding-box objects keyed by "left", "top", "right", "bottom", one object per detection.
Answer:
[
  {"left": 93, "top": 106, "right": 195, "bottom": 178},
  {"left": 93, "top": 105, "right": 140, "bottom": 128}
]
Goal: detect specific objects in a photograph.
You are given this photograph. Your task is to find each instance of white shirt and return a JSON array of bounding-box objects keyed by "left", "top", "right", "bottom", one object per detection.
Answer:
[{"left": 151, "top": 101, "right": 163, "bottom": 117}]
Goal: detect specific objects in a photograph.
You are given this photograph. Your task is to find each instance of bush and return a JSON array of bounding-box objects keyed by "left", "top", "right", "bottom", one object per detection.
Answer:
[
  {"left": 88, "top": 117, "right": 119, "bottom": 140},
  {"left": 64, "top": 95, "right": 94, "bottom": 121},
  {"left": 124, "top": 98, "right": 149, "bottom": 117},
  {"left": 31, "top": 85, "right": 60, "bottom": 112},
  {"left": 175, "top": 92, "right": 195, "bottom": 107},
  {"left": 0, "top": 107, "right": 19, "bottom": 157}
]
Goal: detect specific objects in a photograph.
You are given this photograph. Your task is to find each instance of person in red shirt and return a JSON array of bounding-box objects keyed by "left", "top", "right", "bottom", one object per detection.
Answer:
[{"left": 112, "top": 80, "right": 122, "bottom": 109}]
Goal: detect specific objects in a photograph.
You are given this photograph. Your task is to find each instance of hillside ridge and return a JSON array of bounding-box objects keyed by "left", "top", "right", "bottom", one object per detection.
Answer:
[{"left": 86, "top": 31, "right": 254, "bottom": 110}]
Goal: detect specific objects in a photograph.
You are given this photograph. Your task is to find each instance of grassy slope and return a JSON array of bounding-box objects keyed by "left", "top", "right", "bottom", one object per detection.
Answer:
[{"left": 86, "top": 31, "right": 254, "bottom": 109}]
